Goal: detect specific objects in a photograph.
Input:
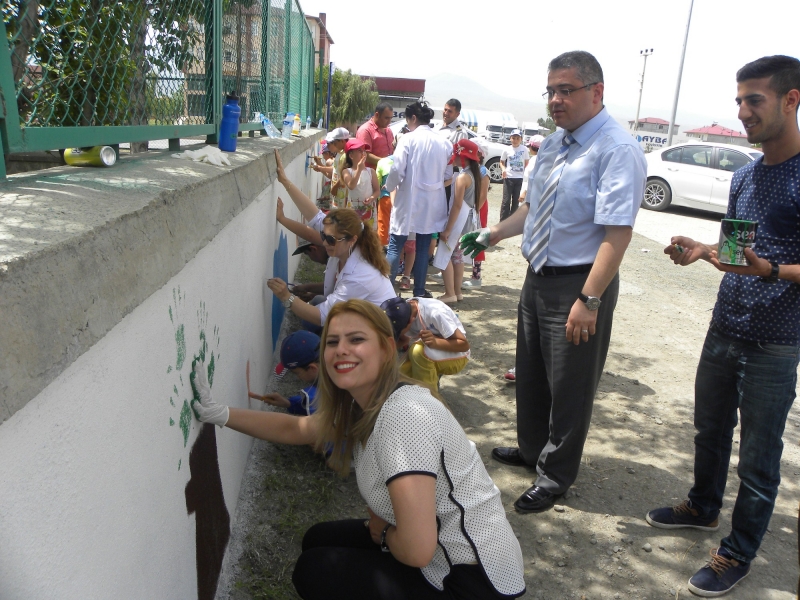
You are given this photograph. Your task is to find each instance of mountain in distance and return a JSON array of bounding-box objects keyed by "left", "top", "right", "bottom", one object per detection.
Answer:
[
  {"left": 423, "top": 72, "right": 745, "bottom": 134},
  {"left": 424, "top": 73, "right": 548, "bottom": 124}
]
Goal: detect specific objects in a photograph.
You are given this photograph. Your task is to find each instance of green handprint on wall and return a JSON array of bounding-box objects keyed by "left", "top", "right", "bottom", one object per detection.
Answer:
[{"left": 167, "top": 290, "right": 221, "bottom": 469}]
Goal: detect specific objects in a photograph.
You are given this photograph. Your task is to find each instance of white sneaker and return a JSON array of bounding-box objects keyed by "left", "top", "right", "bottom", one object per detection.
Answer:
[
  {"left": 461, "top": 278, "right": 481, "bottom": 289},
  {"left": 429, "top": 271, "right": 443, "bottom": 279}
]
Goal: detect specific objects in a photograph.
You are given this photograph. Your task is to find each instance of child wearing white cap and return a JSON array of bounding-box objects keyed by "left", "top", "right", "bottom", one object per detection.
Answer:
[{"left": 499, "top": 129, "right": 528, "bottom": 221}]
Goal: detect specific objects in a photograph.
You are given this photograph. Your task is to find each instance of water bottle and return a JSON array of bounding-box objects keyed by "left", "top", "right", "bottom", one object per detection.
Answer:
[
  {"left": 305, "top": 116, "right": 311, "bottom": 130},
  {"left": 292, "top": 114, "right": 301, "bottom": 135},
  {"left": 218, "top": 92, "right": 240, "bottom": 152},
  {"left": 282, "top": 113, "right": 293, "bottom": 139}
]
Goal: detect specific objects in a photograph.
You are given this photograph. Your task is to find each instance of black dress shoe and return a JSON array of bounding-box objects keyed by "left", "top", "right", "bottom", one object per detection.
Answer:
[
  {"left": 514, "top": 486, "right": 562, "bottom": 513},
  {"left": 491, "top": 447, "right": 527, "bottom": 466}
]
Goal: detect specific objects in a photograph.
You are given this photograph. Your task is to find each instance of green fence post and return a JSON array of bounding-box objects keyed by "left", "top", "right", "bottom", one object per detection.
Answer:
[
  {"left": 0, "top": 17, "right": 24, "bottom": 175},
  {"left": 284, "top": 0, "right": 292, "bottom": 118},
  {"left": 306, "top": 39, "right": 312, "bottom": 121},
  {"left": 260, "top": 0, "right": 270, "bottom": 123},
  {"left": 205, "top": 0, "right": 222, "bottom": 144},
  {"left": 214, "top": 0, "right": 222, "bottom": 140}
]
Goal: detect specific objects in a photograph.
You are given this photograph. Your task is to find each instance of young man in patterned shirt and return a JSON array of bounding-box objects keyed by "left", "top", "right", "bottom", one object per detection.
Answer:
[{"left": 647, "top": 55, "right": 800, "bottom": 597}]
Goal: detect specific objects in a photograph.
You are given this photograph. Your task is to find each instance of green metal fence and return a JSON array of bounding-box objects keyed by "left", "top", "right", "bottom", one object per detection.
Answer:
[{"left": 0, "top": 0, "right": 316, "bottom": 176}]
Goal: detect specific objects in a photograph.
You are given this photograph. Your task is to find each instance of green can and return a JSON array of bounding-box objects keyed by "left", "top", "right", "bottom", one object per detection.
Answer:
[
  {"left": 63, "top": 146, "right": 117, "bottom": 167},
  {"left": 718, "top": 218, "right": 758, "bottom": 265}
]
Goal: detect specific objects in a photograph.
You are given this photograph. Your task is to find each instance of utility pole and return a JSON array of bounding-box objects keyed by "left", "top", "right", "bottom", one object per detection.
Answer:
[
  {"left": 633, "top": 49, "right": 653, "bottom": 132},
  {"left": 667, "top": 0, "right": 695, "bottom": 146}
]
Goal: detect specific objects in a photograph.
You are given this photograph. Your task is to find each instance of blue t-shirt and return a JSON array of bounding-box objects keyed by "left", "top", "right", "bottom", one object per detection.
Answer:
[
  {"left": 712, "top": 152, "right": 800, "bottom": 345},
  {"left": 287, "top": 384, "right": 318, "bottom": 416}
]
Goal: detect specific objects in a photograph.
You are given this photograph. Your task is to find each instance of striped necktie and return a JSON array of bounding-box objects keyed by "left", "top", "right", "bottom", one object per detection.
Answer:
[{"left": 527, "top": 133, "right": 576, "bottom": 272}]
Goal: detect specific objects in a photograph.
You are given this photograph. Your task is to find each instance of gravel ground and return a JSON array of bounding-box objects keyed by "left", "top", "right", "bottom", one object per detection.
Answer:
[{"left": 216, "top": 185, "right": 800, "bottom": 600}]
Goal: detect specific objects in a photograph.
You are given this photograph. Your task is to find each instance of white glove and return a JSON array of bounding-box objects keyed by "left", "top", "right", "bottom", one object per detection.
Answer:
[
  {"left": 172, "top": 146, "right": 232, "bottom": 167},
  {"left": 191, "top": 359, "right": 229, "bottom": 427}
]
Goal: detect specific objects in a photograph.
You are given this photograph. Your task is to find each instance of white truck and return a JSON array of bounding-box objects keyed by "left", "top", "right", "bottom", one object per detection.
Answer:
[
  {"left": 485, "top": 121, "right": 504, "bottom": 144},
  {"left": 521, "top": 122, "right": 546, "bottom": 145}
]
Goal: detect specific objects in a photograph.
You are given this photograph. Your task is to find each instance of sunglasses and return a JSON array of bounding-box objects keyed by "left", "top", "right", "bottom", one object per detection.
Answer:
[{"left": 321, "top": 232, "right": 350, "bottom": 245}]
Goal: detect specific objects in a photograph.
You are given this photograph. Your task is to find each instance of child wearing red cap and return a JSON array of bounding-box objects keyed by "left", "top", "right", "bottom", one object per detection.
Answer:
[
  {"left": 342, "top": 139, "right": 379, "bottom": 229},
  {"left": 439, "top": 139, "right": 482, "bottom": 303}
]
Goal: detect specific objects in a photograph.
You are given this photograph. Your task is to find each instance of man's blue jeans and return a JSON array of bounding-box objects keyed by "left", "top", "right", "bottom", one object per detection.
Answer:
[
  {"left": 386, "top": 232, "right": 432, "bottom": 297},
  {"left": 688, "top": 324, "right": 799, "bottom": 563}
]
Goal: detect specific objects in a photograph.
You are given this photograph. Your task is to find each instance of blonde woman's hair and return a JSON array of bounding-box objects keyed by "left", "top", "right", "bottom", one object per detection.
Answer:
[
  {"left": 313, "top": 299, "right": 414, "bottom": 476},
  {"left": 323, "top": 209, "right": 390, "bottom": 276}
]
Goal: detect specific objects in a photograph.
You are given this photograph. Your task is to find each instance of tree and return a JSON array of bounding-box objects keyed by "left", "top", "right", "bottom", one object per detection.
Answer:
[
  {"left": 316, "top": 66, "right": 379, "bottom": 129},
  {"left": 3, "top": 0, "right": 204, "bottom": 130},
  {"left": 538, "top": 117, "right": 556, "bottom": 134}
]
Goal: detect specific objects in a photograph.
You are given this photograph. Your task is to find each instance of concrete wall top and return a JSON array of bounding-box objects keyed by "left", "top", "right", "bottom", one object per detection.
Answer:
[{"left": 0, "top": 131, "right": 324, "bottom": 423}]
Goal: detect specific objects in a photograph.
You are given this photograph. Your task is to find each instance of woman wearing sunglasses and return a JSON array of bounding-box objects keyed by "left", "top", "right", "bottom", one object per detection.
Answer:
[
  {"left": 191, "top": 299, "right": 526, "bottom": 600},
  {"left": 267, "top": 208, "right": 396, "bottom": 327}
]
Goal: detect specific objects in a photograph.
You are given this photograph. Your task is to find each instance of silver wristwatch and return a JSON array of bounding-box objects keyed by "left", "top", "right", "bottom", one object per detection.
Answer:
[
  {"left": 578, "top": 292, "right": 601, "bottom": 311},
  {"left": 283, "top": 294, "right": 296, "bottom": 309}
]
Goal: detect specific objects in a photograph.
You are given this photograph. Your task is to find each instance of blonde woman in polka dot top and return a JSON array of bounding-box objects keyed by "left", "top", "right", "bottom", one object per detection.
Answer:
[{"left": 191, "top": 299, "right": 526, "bottom": 599}]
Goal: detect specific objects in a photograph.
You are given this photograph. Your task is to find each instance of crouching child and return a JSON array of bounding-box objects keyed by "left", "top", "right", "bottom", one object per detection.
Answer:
[{"left": 381, "top": 296, "right": 469, "bottom": 392}]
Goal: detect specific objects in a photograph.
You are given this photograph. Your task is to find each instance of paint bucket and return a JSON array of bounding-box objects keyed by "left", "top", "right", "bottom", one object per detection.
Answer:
[
  {"left": 63, "top": 146, "right": 117, "bottom": 167},
  {"left": 718, "top": 218, "right": 758, "bottom": 265}
]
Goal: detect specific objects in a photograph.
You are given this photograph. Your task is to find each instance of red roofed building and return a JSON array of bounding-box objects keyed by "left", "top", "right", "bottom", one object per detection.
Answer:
[
  {"left": 628, "top": 117, "right": 678, "bottom": 134},
  {"left": 685, "top": 123, "right": 750, "bottom": 147},
  {"left": 359, "top": 76, "right": 426, "bottom": 119}
]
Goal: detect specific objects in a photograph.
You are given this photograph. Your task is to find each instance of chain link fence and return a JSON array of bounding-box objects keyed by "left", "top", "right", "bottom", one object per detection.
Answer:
[{"left": 1, "top": 0, "right": 315, "bottom": 162}]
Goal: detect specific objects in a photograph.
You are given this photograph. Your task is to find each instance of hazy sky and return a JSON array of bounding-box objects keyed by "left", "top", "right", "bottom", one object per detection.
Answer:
[{"left": 300, "top": 0, "right": 800, "bottom": 131}]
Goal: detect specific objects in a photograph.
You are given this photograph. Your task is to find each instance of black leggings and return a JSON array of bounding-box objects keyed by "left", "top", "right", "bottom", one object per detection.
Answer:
[{"left": 291, "top": 519, "right": 504, "bottom": 600}]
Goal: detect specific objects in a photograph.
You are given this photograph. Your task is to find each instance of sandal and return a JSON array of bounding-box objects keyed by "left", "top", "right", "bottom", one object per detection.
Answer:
[
  {"left": 399, "top": 276, "right": 411, "bottom": 290},
  {"left": 437, "top": 295, "right": 458, "bottom": 304}
]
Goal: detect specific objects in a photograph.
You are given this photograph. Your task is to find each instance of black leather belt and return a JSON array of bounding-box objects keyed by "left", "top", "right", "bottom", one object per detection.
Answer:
[{"left": 534, "top": 263, "right": 593, "bottom": 276}]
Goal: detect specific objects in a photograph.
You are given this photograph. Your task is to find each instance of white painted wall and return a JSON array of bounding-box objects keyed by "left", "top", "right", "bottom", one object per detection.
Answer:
[{"left": 0, "top": 150, "right": 320, "bottom": 599}]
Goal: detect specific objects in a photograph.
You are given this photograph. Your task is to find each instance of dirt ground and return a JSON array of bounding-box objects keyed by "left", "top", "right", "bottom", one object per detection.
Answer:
[{"left": 217, "top": 185, "right": 800, "bottom": 600}]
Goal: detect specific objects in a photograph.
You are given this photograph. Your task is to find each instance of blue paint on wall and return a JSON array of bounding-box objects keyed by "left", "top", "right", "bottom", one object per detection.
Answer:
[{"left": 271, "top": 231, "right": 289, "bottom": 349}]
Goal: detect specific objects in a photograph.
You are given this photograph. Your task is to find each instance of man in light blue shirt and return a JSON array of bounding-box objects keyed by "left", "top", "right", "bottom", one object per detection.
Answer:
[{"left": 461, "top": 50, "right": 646, "bottom": 513}]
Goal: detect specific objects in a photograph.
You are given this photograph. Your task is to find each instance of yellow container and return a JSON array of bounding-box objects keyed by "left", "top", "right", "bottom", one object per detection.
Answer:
[{"left": 63, "top": 146, "right": 117, "bottom": 167}]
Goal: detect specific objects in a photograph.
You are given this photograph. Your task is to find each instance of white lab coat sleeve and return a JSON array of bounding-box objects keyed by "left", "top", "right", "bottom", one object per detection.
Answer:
[
  {"left": 384, "top": 136, "right": 409, "bottom": 192},
  {"left": 442, "top": 140, "right": 453, "bottom": 182}
]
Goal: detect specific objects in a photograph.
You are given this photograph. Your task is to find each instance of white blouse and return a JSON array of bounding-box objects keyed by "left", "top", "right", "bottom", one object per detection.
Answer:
[
  {"left": 353, "top": 385, "right": 526, "bottom": 597},
  {"left": 317, "top": 245, "right": 395, "bottom": 323}
]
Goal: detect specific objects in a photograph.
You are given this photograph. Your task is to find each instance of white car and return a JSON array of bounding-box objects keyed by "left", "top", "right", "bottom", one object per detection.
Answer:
[
  {"left": 642, "top": 141, "right": 762, "bottom": 214},
  {"left": 389, "top": 119, "right": 510, "bottom": 183}
]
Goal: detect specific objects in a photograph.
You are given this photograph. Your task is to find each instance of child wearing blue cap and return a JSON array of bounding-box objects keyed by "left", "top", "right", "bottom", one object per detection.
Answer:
[
  {"left": 381, "top": 296, "right": 470, "bottom": 392},
  {"left": 261, "top": 331, "right": 320, "bottom": 415}
]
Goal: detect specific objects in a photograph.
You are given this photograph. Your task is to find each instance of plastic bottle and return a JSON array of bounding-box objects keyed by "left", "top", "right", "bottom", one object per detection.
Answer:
[
  {"left": 305, "top": 116, "right": 311, "bottom": 130},
  {"left": 218, "top": 93, "right": 241, "bottom": 152},
  {"left": 282, "top": 113, "right": 293, "bottom": 139},
  {"left": 292, "top": 113, "right": 302, "bottom": 135}
]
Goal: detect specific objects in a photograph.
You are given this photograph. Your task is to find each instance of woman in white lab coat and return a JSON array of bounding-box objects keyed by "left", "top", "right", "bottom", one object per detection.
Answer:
[{"left": 384, "top": 102, "right": 453, "bottom": 297}]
